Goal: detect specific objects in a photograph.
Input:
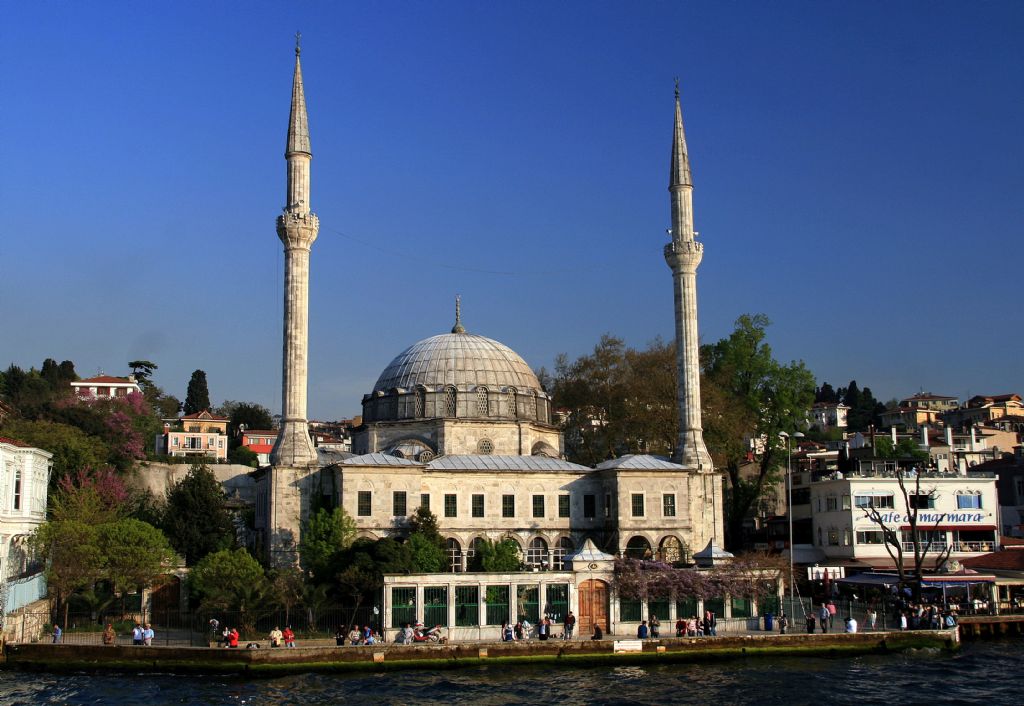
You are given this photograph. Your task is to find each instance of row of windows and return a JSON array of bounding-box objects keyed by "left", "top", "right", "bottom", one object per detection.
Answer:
[
  {"left": 357, "top": 491, "right": 680, "bottom": 519},
  {"left": 817, "top": 492, "right": 984, "bottom": 512},
  {"left": 371, "top": 387, "right": 549, "bottom": 423}
]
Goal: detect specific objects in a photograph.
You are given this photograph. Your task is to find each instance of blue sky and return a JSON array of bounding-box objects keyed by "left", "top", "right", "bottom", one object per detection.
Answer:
[{"left": 2, "top": 2, "right": 1022, "bottom": 419}]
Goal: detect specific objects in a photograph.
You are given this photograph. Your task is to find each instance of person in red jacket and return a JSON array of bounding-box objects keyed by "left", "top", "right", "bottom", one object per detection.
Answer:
[
  {"left": 228, "top": 627, "right": 240, "bottom": 648},
  {"left": 282, "top": 626, "right": 296, "bottom": 647}
]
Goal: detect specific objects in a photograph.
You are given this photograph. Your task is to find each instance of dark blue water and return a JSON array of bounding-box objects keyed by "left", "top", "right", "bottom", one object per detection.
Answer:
[{"left": 1, "top": 639, "right": 1019, "bottom": 705}]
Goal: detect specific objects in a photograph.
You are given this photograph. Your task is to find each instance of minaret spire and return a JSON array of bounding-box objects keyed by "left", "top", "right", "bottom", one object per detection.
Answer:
[
  {"left": 271, "top": 36, "right": 319, "bottom": 477},
  {"left": 451, "top": 295, "right": 466, "bottom": 334},
  {"left": 663, "top": 82, "right": 712, "bottom": 473}
]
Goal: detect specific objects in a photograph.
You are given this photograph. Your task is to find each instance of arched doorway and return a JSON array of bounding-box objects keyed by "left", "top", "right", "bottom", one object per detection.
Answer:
[
  {"left": 526, "top": 537, "right": 548, "bottom": 569},
  {"left": 578, "top": 579, "right": 609, "bottom": 637},
  {"left": 659, "top": 536, "right": 683, "bottom": 563},
  {"left": 625, "top": 536, "right": 652, "bottom": 560}
]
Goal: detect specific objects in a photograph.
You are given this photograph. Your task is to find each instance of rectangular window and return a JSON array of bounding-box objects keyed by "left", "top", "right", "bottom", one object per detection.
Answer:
[
  {"left": 631, "top": 493, "right": 645, "bottom": 517},
  {"left": 730, "top": 597, "right": 752, "bottom": 619},
  {"left": 792, "top": 488, "right": 810, "bottom": 505},
  {"left": 662, "top": 494, "right": 676, "bottom": 517},
  {"left": 649, "top": 599, "right": 670, "bottom": 623},
  {"left": 472, "top": 493, "right": 485, "bottom": 518},
  {"left": 558, "top": 494, "right": 570, "bottom": 518},
  {"left": 391, "top": 587, "right": 416, "bottom": 628},
  {"left": 357, "top": 491, "right": 372, "bottom": 516},
  {"left": 828, "top": 529, "right": 840, "bottom": 546},
  {"left": 420, "top": 493, "right": 430, "bottom": 511},
  {"left": 546, "top": 584, "right": 569, "bottom": 624},
  {"left": 532, "top": 494, "right": 545, "bottom": 518},
  {"left": 455, "top": 586, "right": 479, "bottom": 627},
  {"left": 444, "top": 494, "right": 457, "bottom": 518},
  {"left": 956, "top": 494, "right": 982, "bottom": 509},
  {"left": 826, "top": 496, "right": 838, "bottom": 511},
  {"left": 424, "top": 586, "right": 448, "bottom": 627},
  {"left": 502, "top": 494, "right": 515, "bottom": 518},
  {"left": 485, "top": 585, "right": 509, "bottom": 625},
  {"left": 517, "top": 585, "right": 539, "bottom": 624},
  {"left": 583, "top": 494, "right": 596, "bottom": 518},
  {"left": 619, "top": 598, "right": 642, "bottom": 622},
  {"left": 392, "top": 491, "right": 407, "bottom": 517},
  {"left": 855, "top": 494, "right": 894, "bottom": 509},
  {"left": 13, "top": 470, "right": 21, "bottom": 511},
  {"left": 841, "top": 494, "right": 851, "bottom": 510},
  {"left": 856, "top": 530, "right": 886, "bottom": 545},
  {"left": 910, "top": 494, "right": 935, "bottom": 510},
  {"left": 676, "top": 597, "right": 697, "bottom": 619}
]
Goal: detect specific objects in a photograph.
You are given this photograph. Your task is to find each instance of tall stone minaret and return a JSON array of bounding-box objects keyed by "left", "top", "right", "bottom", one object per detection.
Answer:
[
  {"left": 664, "top": 82, "right": 713, "bottom": 472},
  {"left": 271, "top": 35, "right": 319, "bottom": 468}
]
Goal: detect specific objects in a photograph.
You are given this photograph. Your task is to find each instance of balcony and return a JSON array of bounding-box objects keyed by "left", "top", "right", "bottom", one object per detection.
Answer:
[{"left": 900, "top": 541, "right": 994, "bottom": 553}]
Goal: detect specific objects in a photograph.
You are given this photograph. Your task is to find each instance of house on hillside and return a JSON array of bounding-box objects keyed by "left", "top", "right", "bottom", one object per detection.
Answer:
[
  {"left": 70, "top": 375, "right": 142, "bottom": 399},
  {"left": 154, "top": 410, "right": 229, "bottom": 461}
]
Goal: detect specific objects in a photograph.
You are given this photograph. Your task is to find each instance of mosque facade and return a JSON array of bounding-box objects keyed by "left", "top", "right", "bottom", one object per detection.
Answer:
[{"left": 254, "top": 47, "right": 724, "bottom": 571}]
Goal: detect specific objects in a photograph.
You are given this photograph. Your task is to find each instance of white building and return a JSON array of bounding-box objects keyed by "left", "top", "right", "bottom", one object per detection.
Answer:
[
  {"left": 0, "top": 437, "right": 52, "bottom": 580},
  {"left": 810, "top": 468, "right": 999, "bottom": 570},
  {"left": 70, "top": 375, "right": 142, "bottom": 399}
]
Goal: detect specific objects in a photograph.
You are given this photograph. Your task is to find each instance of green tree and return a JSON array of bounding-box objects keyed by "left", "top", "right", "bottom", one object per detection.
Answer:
[
  {"left": 0, "top": 419, "right": 110, "bottom": 486},
  {"left": 702, "top": 314, "right": 816, "bottom": 551},
  {"left": 97, "top": 518, "right": 175, "bottom": 610},
  {"left": 183, "top": 370, "right": 211, "bottom": 415},
  {"left": 408, "top": 532, "right": 446, "bottom": 573},
  {"left": 223, "top": 401, "right": 274, "bottom": 444},
  {"left": 470, "top": 538, "right": 522, "bottom": 572},
  {"left": 228, "top": 445, "right": 259, "bottom": 466},
  {"left": 299, "top": 507, "right": 357, "bottom": 582},
  {"left": 188, "top": 548, "right": 269, "bottom": 624},
  {"left": 163, "top": 463, "right": 235, "bottom": 565},
  {"left": 128, "top": 360, "right": 158, "bottom": 389},
  {"left": 407, "top": 506, "right": 442, "bottom": 544},
  {"left": 31, "top": 520, "right": 105, "bottom": 631}
]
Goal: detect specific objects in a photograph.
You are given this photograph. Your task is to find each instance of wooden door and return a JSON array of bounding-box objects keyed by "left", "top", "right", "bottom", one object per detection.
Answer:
[{"left": 578, "top": 579, "right": 608, "bottom": 636}]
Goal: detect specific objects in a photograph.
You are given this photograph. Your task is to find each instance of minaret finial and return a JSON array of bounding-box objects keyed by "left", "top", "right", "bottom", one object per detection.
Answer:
[
  {"left": 295, "top": 31, "right": 301, "bottom": 56},
  {"left": 451, "top": 295, "right": 466, "bottom": 334},
  {"left": 674, "top": 76, "right": 680, "bottom": 101}
]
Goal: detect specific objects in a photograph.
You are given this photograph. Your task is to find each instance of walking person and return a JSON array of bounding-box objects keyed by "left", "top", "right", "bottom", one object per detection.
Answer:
[
  {"left": 564, "top": 611, "right": 576, "bottom": 640},
  {"left": 650, "top": 614, "right": 661, "bottom": 638},
  {"left": 867, "top": 608, "right": 878, "bottom": 631},
  {"left": 826, "top": 600, "right": 837, "bottom": 630},
  {"left": 143, "top": 623, "right": 154, "bottom": 646},
  {"left": 778, "top": 612, "right": 788, "bottom": 635},
  {"left": 52, "top": 624, "right": 63, "bottom": 644},
  {"left": 819, "top": 604, "right": 830, "bottom": 634}
]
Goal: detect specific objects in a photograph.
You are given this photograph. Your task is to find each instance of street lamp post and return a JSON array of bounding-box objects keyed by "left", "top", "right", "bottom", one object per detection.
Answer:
[{"left": 780, "top": 430, "right": 804, "bottom": 619}]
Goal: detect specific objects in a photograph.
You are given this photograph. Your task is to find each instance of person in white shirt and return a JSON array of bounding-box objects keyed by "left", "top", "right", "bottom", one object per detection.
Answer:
[{"left": 845, "top": 617, "right": 858, "bottom": 634}]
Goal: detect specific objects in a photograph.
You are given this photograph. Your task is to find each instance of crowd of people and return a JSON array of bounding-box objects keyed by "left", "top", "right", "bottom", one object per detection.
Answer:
[
  {"left": 669, "top": 611, "right": 719, "bottom": 638},
  {"left": 500, "top": 611, "right": 577, "bottom": 641}
]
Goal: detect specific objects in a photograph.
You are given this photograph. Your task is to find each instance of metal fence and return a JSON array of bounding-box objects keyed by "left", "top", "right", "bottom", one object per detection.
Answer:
[{"left": 11, "top": 605, "right": 383, "bottom": 646}]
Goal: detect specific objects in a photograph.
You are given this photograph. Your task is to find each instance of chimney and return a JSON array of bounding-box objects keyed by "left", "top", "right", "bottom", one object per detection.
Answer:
[
  {"left": 970, "top": 426, "right": 977, "bottom": 451},
  {"left": 945, "top": 426, "right": 953, "bottom": 447},
  {"left": 891, "top": 426, "right": 898, "bottom": 444},
  {"left": 921, "top": 425, "right": 929, "bottom": 448}
]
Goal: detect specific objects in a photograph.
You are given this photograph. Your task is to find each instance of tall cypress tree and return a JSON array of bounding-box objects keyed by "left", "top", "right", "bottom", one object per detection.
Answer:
[{"left": 184, "top": 370, "right": 211, "bottom": 415}]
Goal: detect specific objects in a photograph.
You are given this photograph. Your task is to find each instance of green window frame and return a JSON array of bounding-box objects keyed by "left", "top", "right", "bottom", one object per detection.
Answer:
[
  {"left": 631, "top": 493, "right": 644, "bottom": 517},
  {"left": 502, "top": 494, "right": 515, "bottom": 518},
  {"left": 444, "top": 493, "right": 457, "bottom": 518},
  {"left": 424, "top": 586, "right": 448, "bottom": 627},
  {"left": 704, "top": 597, "right": 725, "bottom": 617},
  {"left": 391, "top": 587, "right": 416, "bottom": 628},
  {"left": 517, "top": 585, "right": 539, "bottom": 624},
  {"left": 472, "top": 494, "right": 485, "bottom": 518},
  {"left": 485, "top": 585, "right": 509, "bottom": 625},
  {"left": 455, "top": 586, "right": 479, "bottom": 627},
  {"left": 662, "top": 493, "right": 676, "bottom": 517},
  {"left": 546, "top": 584, "right": 569, "bottom": 624},
  {"left": 393, "top": 490, "right": 407, "bottom": 516},
  {"left": 420, "top": 493, "right": 430, "bottom": 511},
  {"left": 532, "top": 494, "right": 545, "bottom": 518},
  {"left": 357, "top": 491, "right": 372, "bottom": 517},
  {"left": 676, "top": 597, "right": 698, "bottom": 619},
  {"left": 619, "top": 598, "right": 642, "bottom": 622},
  {"left": 648, "top": 599, "right": 670, "bottom": 623},
  {"left": 558, "top": 494, "right": 570, "bottom": 518},
  {"left": 731, "top": 597, "right": 752, "bottom": 619}
]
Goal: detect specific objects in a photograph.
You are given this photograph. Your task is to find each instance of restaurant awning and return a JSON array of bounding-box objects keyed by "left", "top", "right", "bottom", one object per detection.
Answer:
[{"left": 898, "top": 525, "right": 997, "bottom": 532}]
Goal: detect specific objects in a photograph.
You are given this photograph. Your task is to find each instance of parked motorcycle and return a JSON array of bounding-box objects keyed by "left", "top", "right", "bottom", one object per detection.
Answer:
[{"left": 412, "top": 624, "right": 444, "bottom": 643}]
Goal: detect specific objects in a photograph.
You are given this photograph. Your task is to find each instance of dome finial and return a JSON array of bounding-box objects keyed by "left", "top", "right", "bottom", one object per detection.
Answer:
[{"left": 451, "top": 295, "right": 466, "bottom": 334}]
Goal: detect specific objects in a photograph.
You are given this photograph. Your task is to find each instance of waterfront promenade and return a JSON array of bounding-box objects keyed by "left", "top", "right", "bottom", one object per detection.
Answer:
[{"left": 1, "top": 629, "right": 958, "bottom": 676}]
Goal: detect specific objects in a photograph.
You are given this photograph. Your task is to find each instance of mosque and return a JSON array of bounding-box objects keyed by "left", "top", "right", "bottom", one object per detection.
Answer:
[{"left": 253, "top": 43, "right": 724, "bottom": 575}]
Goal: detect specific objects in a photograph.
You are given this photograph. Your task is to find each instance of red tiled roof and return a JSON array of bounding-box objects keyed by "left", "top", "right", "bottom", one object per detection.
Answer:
[
  {"left": 963, "top": 551, "right": 1024, "bottom": 571},
  {"left": 75, "top": 375, "right": 135, "bottom": 384},
  {"left": 243, "top": 430, "right": 278, "bottom": 436},
  {"left": 181, "top": 410, "right": 229, "bottom": 421},
  {"left": 0, "top": 436, "right": 31, "bottom": 448}
]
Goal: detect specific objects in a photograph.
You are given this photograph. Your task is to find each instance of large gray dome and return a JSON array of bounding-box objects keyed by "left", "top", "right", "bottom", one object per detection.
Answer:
[{"left": 372, "top": 332, "right": 542, "bottom": 393}]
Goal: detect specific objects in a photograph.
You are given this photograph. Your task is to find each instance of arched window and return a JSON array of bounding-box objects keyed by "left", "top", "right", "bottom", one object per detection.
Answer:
[
  {"left": 659, "top": 536, "right": 683, "bottom": 563},
  {"left": 506, "top": 388, "right": 517, "bottom": 418},
  {"left": 527, "top": 537, "right": 548, "bottom": 569},
  {"left": 477, "top": 438, "right": 494, "bottom": 455},
  {"left": 466, "top": 536, "right": 485, "bottom": 570},
  {"left": 476, "top": 387, "right": 489, "bottom": 416},
  {"left": 414, "top": 387, "right": 426, "bottom": 417},
  {"left": 625, "top": 536, "right": 652, "bottom": 560},
  {"left": 446, "top": 538, "right": 463, "bottom": 573},
  {"left": 553, "top": 537, "right": 574, "bottom": 570},
  {"left": 444, "top": 386, "right": 457, "bottom": 418}
]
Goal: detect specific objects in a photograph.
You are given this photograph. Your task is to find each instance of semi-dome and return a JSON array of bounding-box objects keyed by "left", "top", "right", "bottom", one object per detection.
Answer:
[{"left": 372, "top": 332, "right": 542, "bottom": 393}]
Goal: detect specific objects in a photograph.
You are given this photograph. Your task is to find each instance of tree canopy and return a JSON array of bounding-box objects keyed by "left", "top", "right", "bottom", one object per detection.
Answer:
[
  {"left": 188, "top": 548, "right": 267, "bottom": 612},
  {"left": 701, "top": 314, "right": 816, "bottom": 550},
  {"left": 162, "top": 463, "right": 235, "bottom": 565},
  {"left": 184, "top": 369, "right": 211, "bottom": 415},
  {"left": 299, "top": 507, "right": 357, "bottom": 582}
]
